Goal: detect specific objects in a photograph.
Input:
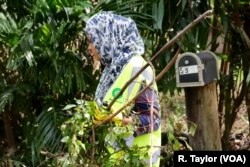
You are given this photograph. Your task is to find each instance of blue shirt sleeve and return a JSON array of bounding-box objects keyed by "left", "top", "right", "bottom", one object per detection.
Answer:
[{"left": 132, "top": 88, "right": 160, "bottom": 136}]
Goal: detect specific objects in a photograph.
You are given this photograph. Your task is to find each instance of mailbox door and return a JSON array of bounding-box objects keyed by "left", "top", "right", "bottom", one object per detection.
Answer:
[
  {"left": 178, "top": 55, "right": 199, "bottom": 83},
  {"left": 198, "top": 51, "right": 219, "bottom": 84}
]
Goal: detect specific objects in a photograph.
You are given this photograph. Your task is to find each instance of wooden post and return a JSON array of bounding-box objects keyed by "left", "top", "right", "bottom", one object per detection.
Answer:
[
  {"left": 246, "top": 87, "right": 250, "bottom": 134},
  {"left": 184, "top": 82, "right": 222, "bottom": 150}
]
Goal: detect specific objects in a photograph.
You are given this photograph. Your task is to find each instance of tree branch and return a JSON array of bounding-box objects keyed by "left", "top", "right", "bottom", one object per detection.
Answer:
[
  {"left": 90, "top": 126, "right": 95, "bottom": 166},
  {"left": 106, "top": 9, "right": 213, "bottom": 111},
  {"left": 95, "top": 10, "right": 213, "bottom": 128},
  {"left": 94, "top": 49, "right": 180, "bottom": 128}
]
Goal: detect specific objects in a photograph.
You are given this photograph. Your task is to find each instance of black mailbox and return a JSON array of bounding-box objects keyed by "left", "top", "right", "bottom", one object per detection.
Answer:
[{"left": 175, "top": 51, "right": 219, "bottom": 87}]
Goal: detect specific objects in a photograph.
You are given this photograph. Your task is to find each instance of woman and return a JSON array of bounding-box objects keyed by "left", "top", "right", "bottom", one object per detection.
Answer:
[{"left": 85, "top": 11, "right": 161, "bottom": 167}]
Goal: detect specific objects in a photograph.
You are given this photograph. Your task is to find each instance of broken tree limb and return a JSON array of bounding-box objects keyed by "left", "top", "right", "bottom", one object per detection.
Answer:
[
  {"left": 94, "top": 49, "right": 180, "bottom": 128},
  {"left": 106, "top": 9, "right": 213, "bottom": 111},
  {"left": 96, "top": 10, "right": 213, "bottom": 128}
]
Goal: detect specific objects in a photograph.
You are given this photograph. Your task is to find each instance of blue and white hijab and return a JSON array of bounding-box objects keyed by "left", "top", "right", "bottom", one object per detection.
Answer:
[{"left": 84, "top": 11, "right": 145, "bottom": 103}]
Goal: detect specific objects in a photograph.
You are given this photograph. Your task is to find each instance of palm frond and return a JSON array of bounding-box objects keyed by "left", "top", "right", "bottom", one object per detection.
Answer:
[
  {"left": 29, "top": 108, "right": 63, "bottom": 166},
  {"left": 0, "top": 87, "right": 14, "bottom": 112}
]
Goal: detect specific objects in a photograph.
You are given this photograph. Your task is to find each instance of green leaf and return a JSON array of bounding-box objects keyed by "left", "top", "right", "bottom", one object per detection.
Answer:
[
  {"left": 156, "top": 0, "right": 164, "bottom": 30},
  {"left": 246, "top": 68, "right": 250, "bottom": 85},
  {"left": 25, "top": 51, "right": 36, "bottom": 66},
  {"left": 188, "top": 122, "right": 197, "bottom": 137},
  {"left": 41, "top": 24, "right": 51, "bottom": 37},
  {"left": 63, "top": 104, "right": 76, "bottom": 110},
  {"left": 173, "top": 138, "right": 181, "bottom": 150},
  {"left": 75, "top": 99, "right": 84, "bottom": 105},
  {"left": 181, "top": 0, "right": 187, "bottom": 11},
  {"left": 0, "top": 88, "right": 14, "bottom": 112},
  {"left": 76, "top": 140, "right": 86, "bottom": 151},
  {"left": 105, "top": 132, "right": 116, "bottom": 146},
  {"left": 220, "top": 12, "right": 229, "bottom": 35},
  {"left": 84, "top": 113, "right": 90, "bottom": 120},
  {"left": 167, "top": 131, "right": 175, "bottom": 141},
  {"left": 61, "top": 136, "right": 70, "bottom": 143}
]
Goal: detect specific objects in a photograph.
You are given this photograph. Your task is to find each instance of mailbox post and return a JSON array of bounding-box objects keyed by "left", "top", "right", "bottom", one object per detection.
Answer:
[{"left": 175, "top": 51, "right": 222, "bottom": 150}]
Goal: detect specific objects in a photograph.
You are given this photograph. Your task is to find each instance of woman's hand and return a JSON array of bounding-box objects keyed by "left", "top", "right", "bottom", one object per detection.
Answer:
[{"left": 122, "top": 117, "right": 133, "bottom": 125}]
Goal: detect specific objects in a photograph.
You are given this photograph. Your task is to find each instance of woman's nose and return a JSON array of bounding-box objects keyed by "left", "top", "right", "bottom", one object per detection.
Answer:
[{"left": 87, "top": 45, "right": 92, "bottom": 54}]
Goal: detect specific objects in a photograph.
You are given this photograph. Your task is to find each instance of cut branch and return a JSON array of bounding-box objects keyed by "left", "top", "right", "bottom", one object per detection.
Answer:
[
  {"left": 94, "top": 49, "right": 180, "bottom": 128},
  {"left": 96, "top": 10, "right": 213, "bottom": 128},
  {"left": 106, "top": 9, "right": 213, "bottom": 111}
]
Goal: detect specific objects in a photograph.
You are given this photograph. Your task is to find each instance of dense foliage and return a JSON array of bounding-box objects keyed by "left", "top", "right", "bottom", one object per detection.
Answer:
[{"left": 0, "top": 0, "right": 249, "bottom": 166}]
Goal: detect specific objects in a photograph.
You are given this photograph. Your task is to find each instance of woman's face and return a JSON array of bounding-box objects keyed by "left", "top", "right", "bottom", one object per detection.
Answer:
[{"left": 87, "top": 36, "right": 100, "bottom": 62}]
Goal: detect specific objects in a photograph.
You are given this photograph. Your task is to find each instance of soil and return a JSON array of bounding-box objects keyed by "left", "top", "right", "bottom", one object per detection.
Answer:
[
  {"left": 229, "top": 103, "right": 250, "bottom": 150},
  {"left": 160, "top": 93, "right": 250, "bottom": 151}
]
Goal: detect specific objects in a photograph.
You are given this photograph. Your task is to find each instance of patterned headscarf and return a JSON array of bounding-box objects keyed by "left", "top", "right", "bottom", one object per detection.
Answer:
[{"left": 84, "top": 11, "right": 145, "bottom": 103}]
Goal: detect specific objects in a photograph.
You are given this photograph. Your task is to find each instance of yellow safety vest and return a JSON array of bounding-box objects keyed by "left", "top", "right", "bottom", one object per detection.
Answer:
[{"left": 102, "top": 55, "right": 161, "bottom": 167}]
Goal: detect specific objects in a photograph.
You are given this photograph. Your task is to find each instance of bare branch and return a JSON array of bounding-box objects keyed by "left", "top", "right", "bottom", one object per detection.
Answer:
[
  {"left": 106, "top": 9, "right": 213, "bottom": 111},
  {"left": 94, "top": 49, "right": 180, "bottom": 128},
  {"left": 95, "top": 10, "right": 213, "bottom": 128}
]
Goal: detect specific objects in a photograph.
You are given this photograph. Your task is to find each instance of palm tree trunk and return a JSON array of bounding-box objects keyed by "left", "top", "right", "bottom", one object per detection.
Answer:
[{"left": 2, "top": 109, "right": 16, "bottom": 150}]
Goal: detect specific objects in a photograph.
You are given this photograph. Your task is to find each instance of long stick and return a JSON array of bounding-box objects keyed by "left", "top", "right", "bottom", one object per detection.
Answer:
[
  {"left": 96, "top": 10, "right": 213, "bottom": 127},
  {"left": 94, "top": 49, "right": 179, "bottom": 128},
  {"left": 106, "top": 9, "right": 213, "bottom": 111}
]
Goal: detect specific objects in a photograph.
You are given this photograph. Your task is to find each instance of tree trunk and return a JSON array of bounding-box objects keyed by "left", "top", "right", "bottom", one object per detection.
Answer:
[
  {"left": 246, "top": 87, "right": 250, "bottom": 134},
  {"left": 2, "top": 109, "right": 16, "bottom": 150},
  {"left": 184, "top": 82, "right": 222, "bottom": 150}
]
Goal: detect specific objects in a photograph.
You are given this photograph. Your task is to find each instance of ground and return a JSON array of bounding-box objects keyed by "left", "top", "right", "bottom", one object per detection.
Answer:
[
  {"left": 160, "top": 93, "right": 250, "bottom": 151},
  {"left": 229, "top": 103, "right": 250, "bottom": 150}
]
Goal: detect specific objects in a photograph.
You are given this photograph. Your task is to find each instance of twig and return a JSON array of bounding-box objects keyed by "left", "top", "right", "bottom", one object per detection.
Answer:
[
  {"left": 38, "top": 151, "right": 65, "bottom": 167},
  {"left": 106, "top": 9, "right": 213, "bottom": 111},
  {"left": 90, "top": 126, "right": 95, "bottom": 167}
]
